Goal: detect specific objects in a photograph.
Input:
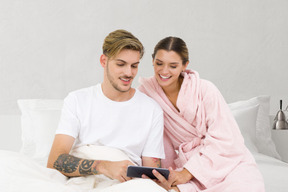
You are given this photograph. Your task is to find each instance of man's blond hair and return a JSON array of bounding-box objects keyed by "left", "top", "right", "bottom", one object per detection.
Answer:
[{"left": 102, "top": 29, "right": 144, "bottom": 59}]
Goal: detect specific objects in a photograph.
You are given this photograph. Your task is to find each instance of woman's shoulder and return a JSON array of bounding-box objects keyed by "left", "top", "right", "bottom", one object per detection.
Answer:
[
  {"left": 199, "top": 78, "right": 222, "bottom": 98},
  {"left": 199, "top": 78, "right": 218, "bottom": 90},
  {"left": 138, "top": 76, "right": 158, "bottom": 93},
  {"left": 183, "top": 69, "right": 219, "bottom": 92}
]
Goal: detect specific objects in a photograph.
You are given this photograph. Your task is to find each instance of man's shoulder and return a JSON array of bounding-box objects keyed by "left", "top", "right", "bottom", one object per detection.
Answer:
[
  {"left": 68, "top": 84, "right": 98, "bottom": 98},
  {"left": 64, "top": 84, "right": 99, "bottom": 105},
  {"left": 135, "top": 89, "right": 163, "bottom": 112}
]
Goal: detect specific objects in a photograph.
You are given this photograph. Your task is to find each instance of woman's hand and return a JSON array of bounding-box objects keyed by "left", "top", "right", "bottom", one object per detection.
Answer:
[
  {"left": 142, "top": 170, "right": 180, "bottom": 192},
  {"left": 168, "top": 167, "right": 193, "bottom": 186},
  {"left": 148, "top": 167, "right": 193, "bottom": 191}
]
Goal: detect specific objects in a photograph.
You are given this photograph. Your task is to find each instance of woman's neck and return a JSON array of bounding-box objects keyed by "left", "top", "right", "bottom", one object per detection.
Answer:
[
  {"left": 162, "top": 76, "right": 184, "bottom": 111},
  {"left": 162, "top": 76, "right": 183, "bottom": 97}
]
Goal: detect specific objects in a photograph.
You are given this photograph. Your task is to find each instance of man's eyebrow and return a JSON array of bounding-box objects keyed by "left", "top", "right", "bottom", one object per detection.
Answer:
[
  {"left": 116, "top": 59, "right": 139, "bottom": 65},
  {"left": 115, "top": 59, "right": 127, "bottom": 63}
]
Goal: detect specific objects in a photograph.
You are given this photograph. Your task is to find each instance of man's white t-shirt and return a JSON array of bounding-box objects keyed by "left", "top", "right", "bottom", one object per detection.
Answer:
[{"left": 56, "top": 83, "right": 165, "bottom": 166}]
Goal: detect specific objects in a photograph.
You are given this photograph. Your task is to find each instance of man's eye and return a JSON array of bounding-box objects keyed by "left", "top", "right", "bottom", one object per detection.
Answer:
[{"left": 117, "top": 64, "right": 124, "bottom": 66}]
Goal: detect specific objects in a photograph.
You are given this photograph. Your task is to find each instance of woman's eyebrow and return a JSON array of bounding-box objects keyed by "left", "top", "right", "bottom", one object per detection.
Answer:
[
  {"left": 156, "top": 59, "right": 179, "bottom": 65},
  {"left": 170, "top": 62, "right": 180, "bottom": 65}
]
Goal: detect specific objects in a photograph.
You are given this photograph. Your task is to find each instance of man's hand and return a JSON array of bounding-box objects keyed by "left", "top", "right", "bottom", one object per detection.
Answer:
[
  {"left": 48, "top": 134, "right": 135, "bottom": 182},
  {"left": 98, "top": 160, "right": 134, "bottom": 182}
]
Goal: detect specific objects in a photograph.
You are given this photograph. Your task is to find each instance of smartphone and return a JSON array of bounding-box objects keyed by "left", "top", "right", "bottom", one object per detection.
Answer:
[{"left": 126, "top": 165, "right": 169, "bottom": 180}]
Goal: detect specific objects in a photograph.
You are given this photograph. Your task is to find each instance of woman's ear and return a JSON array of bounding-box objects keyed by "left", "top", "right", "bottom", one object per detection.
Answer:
[
  {"left": 183, "top": 61, "right": 189, "bottom": 71},
  {"left": 100, "top": 54, "right": 107, "bottom": 68}
]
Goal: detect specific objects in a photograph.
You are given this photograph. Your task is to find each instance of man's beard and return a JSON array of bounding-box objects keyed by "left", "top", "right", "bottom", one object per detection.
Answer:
[{"left": 106, "top": 65, "right": 132, "bottom": 93}]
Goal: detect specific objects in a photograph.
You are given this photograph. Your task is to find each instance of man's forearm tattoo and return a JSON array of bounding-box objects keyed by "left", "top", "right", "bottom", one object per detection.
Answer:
[
  {"left": 79, "top": 160, "right": 98, "bottom": 175},
  {"left": 54, "top": 154, "right": 81, "bottom": 173},
  {"left": 54, "top": 154, "right": 99, "bottom": 175},
  {"left": 152, "top": 158, "right": 161, "bottom": 168}
]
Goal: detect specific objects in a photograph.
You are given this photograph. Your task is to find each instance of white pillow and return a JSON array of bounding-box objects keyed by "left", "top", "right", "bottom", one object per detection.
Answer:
[
  {"left": 230, "top": 104, "right": 259, "bottom": 153},
  {"left": 228, "top": 96, "right": 281, "bottom": 159},
  {"left": 17, "top": 99, "right": 63, "bottom": 165}
]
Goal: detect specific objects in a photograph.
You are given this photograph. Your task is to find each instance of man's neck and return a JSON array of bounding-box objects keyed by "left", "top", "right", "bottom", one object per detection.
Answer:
[{"left": 101, "top": 83, "right": 135, "bottom": 102}]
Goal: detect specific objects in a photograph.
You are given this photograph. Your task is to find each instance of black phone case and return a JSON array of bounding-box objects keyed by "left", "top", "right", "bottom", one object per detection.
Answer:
[{"left": 126, "top": 165, "right": 169, "bottom": 180}]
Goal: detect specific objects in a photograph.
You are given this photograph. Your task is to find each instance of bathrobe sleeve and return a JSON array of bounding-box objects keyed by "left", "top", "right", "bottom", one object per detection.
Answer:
[{"left": 183, "top": 80, "right": 246, "bottom": 188}]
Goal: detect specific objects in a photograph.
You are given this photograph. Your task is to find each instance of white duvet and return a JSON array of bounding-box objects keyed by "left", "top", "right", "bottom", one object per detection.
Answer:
[
  {"left": 0, "top": 145, "right": 166, "bottom": 192},
  {"left": 1, "top": 146, "right": 288, "bottom": 192}
]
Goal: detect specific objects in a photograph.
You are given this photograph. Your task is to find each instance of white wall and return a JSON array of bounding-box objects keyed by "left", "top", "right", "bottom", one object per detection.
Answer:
[{"left": 1, "top": 0, "right": 288, "bottom": 151}]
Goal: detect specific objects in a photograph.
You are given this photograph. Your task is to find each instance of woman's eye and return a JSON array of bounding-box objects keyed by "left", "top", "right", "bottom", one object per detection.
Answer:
[
  {"left": 117, "top": 64, "right": 124, "bottom": 66},
  {"left": 170, "top": 66, "right": 177, "bottom": 69},
  {"left": 132, "top": 65, "right": 138, "bottom": 68},
  {"left": 156, "top": 63, "right": 162, "bottom": 66}
]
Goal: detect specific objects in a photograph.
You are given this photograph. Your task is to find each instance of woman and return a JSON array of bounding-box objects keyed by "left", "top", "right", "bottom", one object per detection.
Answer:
[{"left": 139, "top": 37, "right": 265, "bottom": 192}]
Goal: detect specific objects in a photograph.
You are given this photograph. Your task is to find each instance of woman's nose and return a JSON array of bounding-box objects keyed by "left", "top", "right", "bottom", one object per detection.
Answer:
[{"left": 161, "top": 65, "right": 169, "bottom": 74}]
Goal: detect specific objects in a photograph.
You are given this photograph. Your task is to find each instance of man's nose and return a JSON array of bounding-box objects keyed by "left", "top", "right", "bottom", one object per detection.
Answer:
[{"left": 124, "top": 66, "right": 132, "bottom": 76}]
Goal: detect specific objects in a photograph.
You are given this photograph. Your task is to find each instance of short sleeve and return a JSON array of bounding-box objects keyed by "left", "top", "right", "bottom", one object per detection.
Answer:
[
  {"left": 142, "top": 109, "right": 165, "bottom": 159},
  {"left": 55, "top": 93, "right": 80, "bottom": 138}
]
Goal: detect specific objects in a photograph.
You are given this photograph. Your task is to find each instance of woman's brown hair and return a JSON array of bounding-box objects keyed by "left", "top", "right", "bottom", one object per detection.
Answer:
[{"left": 152, "top": 37, "right": 189, "bottom": 65}]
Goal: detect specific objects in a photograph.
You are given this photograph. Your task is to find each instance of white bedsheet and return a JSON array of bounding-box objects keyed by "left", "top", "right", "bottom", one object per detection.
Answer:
[
  {"left": 0, "top": 146, "right": 166, "bottom": 192},
  {"left": 0, "top": 150, "right": 73, "bottom": 192},
  {"left": 253, "top": 152, "right": 288, "bottom": 192},
  {"left": 1, "top": 147, "right": 288, "bottom": 192}
]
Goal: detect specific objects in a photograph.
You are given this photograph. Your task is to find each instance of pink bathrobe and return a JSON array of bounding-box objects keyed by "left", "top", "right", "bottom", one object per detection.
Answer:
[{"left": 139, "top": 70, "right": 265, "bottom": 192}]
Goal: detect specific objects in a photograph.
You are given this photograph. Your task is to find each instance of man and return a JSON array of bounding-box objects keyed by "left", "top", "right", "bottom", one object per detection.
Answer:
[{"left": 47, "top": 29, "right": 165, "bottom": 183}]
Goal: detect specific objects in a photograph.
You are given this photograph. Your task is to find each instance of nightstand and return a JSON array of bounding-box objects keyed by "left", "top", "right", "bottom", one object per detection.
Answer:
[{"left": 271, "top": 129, "right": 288, "bottom": 163}]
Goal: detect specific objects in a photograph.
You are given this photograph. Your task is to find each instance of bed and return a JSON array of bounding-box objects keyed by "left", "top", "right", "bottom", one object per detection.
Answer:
[{"left": 0, "top": 95, "right": 288, "bottom": 191}]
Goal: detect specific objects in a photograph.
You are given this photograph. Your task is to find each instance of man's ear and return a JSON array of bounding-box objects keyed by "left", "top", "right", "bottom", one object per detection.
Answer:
[{"left": 100, "top": 54, "right": 107, "bottom": 68}]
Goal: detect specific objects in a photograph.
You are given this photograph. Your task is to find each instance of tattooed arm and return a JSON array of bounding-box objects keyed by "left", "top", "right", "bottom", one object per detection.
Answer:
[
  {"left": 52, "top": 153, "right": 99, "bottom": 176},
  {"left": 142, "top": 156, "right": 161, "bottom": 168},
  {"left": 47, "top": 134, "right": 95, "bottom": 177},
  {"left": 47, "top": 134, "right": 134, "bottom": 181}
]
